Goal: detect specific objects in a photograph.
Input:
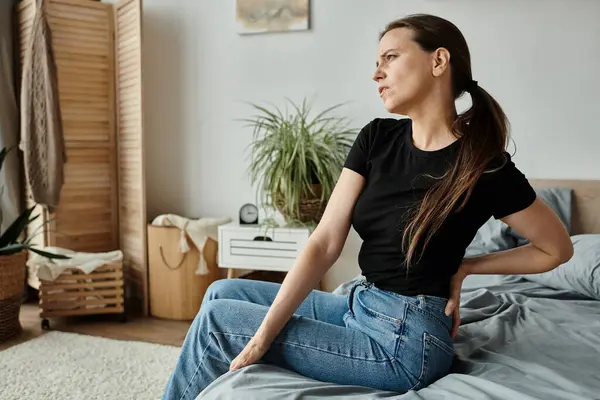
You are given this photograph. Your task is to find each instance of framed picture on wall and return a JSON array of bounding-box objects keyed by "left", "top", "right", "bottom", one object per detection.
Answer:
[{"left": 236, "top": 0, "right": 310, "bottom": 35}]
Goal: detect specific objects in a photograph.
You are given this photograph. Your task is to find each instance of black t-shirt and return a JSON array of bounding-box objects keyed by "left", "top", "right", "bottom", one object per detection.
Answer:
[{"left": 344, "top": 118, "right": 536, "bottom": 299}]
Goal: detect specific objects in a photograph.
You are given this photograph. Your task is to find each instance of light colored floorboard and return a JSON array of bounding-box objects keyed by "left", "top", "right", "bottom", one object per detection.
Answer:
[{"left": 0, "top": 302, "right": 191, "bottom": 351}]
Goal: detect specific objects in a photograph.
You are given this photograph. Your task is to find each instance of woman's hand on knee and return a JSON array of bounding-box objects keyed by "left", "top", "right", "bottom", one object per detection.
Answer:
[{"left": 229, "top": 337, "right": 270, "bottom": 371}]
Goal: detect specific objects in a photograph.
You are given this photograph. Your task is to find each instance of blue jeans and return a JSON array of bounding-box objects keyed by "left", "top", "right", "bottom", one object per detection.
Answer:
[{"left": 162, "top": 278, "right": 454, "bottom": 399}]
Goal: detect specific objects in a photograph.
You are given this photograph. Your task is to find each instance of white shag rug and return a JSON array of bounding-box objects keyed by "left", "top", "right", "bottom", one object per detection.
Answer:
[{"left": 0, "top": 331, "right": 182, "bottom": 400}]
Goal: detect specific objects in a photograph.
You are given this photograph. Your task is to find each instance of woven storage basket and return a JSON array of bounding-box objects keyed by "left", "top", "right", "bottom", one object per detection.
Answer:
[
  {"left": 147, "top": 226, "right": 221, "bottom": 320},
  {"left": 0, "top": 251, "right": 27, "bottom": 342}
]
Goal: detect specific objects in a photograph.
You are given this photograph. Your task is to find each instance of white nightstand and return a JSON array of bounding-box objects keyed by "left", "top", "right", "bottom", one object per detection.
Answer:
[{"left": 218, "top": 222, "right": 312, "bottom": 278}]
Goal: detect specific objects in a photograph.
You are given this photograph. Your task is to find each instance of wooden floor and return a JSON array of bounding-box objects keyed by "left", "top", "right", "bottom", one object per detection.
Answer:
[
  {"left": 0, "top": 301, "right": 192, "bottom": 352},
  {"left": 0, "top": 272, "right": 294, "bottom": 352}
]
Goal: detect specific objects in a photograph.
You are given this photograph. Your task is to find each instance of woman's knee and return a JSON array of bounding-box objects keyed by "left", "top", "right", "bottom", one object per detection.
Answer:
[
  {"left": 190, "top": 299, "right": 229, "bottom": 344},
  {"left": 199, "top": 297, "right": 225, "bottom": 319},
  {"left": 203, "top": 278, "right": 245, "bottom": 303},
  {"left": 198, "top": 298, "right": 245, "bottom": 334},
  {"left": 200, "top": 279, "right": 245, "bottom": 314},
  {"left": 204, "top": 279, "right": 225, "bottom": 302}
]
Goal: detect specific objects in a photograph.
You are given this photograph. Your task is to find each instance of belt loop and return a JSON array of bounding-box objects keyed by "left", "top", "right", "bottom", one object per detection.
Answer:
[{"left": 417, "top": 295, "right": 425, "bottom": 309}]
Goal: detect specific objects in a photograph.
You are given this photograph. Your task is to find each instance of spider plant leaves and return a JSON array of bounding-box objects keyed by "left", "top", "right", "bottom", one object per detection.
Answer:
[
  {"left": 0, "top": 147, "right": 10, "bottom": 172},
  {"left": 28, "top": 245, "right": 71, "bottom": 259},
  {"left": 243, "top": 97, "right": 357, "bottom": 224},
  {"left": 0, "top": 146, "right": 69, "bottom": 260},
  {"left": 0, "top": 243, "right": 70, "bottom": 259},
  {"left": 0, "top": 205, "right": 36, "bottom": 248},
  {"left": 0, "top": 243, "right": 28, "bottom": 256}
]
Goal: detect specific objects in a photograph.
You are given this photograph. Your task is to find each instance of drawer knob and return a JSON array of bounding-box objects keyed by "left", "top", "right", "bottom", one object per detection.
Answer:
[{"left": 253, "top": 236, "right": 273, "bottom": 242}]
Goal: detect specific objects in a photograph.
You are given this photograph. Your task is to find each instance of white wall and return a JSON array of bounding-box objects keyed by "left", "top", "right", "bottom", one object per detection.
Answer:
[{"left": 138, "top": 0, "right": 600, "bottom": 290}]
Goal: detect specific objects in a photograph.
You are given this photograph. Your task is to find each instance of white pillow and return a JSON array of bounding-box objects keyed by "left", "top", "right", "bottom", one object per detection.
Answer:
[{"left": 523, "top": 234, "right": 600, "bottom": 300}]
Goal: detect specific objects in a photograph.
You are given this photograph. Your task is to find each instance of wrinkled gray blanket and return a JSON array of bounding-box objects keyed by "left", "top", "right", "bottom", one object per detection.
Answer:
[{"left": 198, "top": 274, "right": 600, "bottom": 400}]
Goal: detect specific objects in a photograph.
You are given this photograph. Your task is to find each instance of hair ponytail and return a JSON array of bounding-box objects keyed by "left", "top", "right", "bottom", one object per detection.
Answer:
[{"left": 380, "top": 15, "right": 510, "bottom": 268}]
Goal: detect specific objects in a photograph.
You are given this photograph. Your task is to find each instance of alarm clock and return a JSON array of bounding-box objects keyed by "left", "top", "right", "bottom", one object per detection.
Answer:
[{"left": 239, "top": 203, "right": 259, "bottom": 225}]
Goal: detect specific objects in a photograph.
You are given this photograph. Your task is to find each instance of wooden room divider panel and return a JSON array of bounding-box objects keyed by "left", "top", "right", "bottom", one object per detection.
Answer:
[
  {"left": 17, "top": 0, "right": 149, "bottom": 315},
  {"left": 114, "top": 0, "right": 148, "bottom": 316}
]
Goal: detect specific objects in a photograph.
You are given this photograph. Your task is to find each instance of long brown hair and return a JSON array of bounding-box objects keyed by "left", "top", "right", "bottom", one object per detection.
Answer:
[{"left": 381, "top": 14, "right": 510, "bottom": 268}]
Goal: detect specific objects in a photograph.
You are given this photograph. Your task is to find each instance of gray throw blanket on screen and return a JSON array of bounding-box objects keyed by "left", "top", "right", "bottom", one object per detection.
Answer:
[{"left": 19, "top": 0, "right": 66, "bottom": 212}]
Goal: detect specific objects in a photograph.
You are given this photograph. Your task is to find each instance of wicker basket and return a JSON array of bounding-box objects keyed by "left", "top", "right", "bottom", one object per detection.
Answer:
[
  {"left": 275, "top": 184, "right": 327, "bottom": 224},
  {"left": 0, "top": 251, "right": 27, "bottom": 343}
]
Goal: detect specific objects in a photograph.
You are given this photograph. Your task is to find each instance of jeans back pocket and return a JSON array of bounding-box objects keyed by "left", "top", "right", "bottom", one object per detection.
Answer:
[
  {"left": 413, "top": 332, "right": 454, "bottom": 390},
  {"left": 345, "top": 285, "right": 406, "bottom": 358}
]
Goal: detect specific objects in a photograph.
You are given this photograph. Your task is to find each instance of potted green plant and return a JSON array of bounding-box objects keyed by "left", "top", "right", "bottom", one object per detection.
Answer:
[
  {"left": 243, "top": 97, "right": 358, "bottom": 226},
  {"left": 0, "top": 147, "right": 67, "bottom": 342}
]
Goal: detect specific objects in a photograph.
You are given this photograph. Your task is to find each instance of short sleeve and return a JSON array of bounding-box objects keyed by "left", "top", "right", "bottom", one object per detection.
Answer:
[
  {"left": 486, "top": 153, "right": 537, "bottom": 219},
  {"left": 343, "top": 121, "right": 373, "bottom": 177}
]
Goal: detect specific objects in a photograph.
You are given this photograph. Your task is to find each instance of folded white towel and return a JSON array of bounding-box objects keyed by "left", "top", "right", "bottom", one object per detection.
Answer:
[
  {"left": 150, "top": 214, "right": 232, "bottom": 275},
  {"left": 29, "top": 247, "right": 124, "bottom": 281}
]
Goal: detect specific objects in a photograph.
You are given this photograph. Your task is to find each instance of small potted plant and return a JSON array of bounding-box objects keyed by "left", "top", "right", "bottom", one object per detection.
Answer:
[
  {"left": 243, "top": 97, "right": 358, "bottom": 226},
  {"left": 0, "top": 147, "right": 67, "bottom": 342}
]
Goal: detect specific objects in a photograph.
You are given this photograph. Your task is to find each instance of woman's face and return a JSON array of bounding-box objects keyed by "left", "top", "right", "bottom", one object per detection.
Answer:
[{"left": 372, "top": 27, "right": 437, "bottom": 115}]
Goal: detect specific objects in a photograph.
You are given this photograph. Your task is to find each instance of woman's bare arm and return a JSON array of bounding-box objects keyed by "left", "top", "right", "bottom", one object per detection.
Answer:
[
  {"left": 461, "top": 197, "right": 574, "bottom": 276},
  {"left": 252, "top": 168, "right": 365, "bottom": 347},
  {"left": 445, "top": 197, "right": 575, "bottom": 338}
]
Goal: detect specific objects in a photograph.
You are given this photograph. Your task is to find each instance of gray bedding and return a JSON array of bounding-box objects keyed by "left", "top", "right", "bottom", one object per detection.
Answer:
[{"left": 198, "top": 273, "right": 600, "bottom": 400}]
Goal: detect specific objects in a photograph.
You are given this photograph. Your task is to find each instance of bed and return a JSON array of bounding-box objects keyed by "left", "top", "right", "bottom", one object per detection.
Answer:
[{"left": 198, "top": 179, "right": 600, "bottom": 400}]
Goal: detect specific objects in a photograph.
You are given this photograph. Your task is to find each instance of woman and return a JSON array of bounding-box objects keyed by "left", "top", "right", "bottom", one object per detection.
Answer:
[{"left": 163, "top": 14, "right": 573, "bottom": 398}]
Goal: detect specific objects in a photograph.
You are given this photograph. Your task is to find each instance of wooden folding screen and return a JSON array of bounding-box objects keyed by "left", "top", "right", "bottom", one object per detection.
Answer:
[
  {"left": 114, "top": 0, "right": 148, "bottom": 316},
  {"left": 17, "top": 0, "right": 148, "bottom": 315}
]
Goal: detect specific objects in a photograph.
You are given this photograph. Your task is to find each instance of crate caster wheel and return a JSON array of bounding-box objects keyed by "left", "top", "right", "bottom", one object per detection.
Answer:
[
  {"left": 119, "top": 313, "right": 127, "bottom": 323},
  {"left": 41, "top": 319, "right": 50, "bottom": 330}
]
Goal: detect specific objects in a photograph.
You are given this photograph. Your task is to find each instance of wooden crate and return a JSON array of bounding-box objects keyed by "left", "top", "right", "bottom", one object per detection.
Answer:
[{"left": 38, "top": 262, "right": 125, "bottom": 329}]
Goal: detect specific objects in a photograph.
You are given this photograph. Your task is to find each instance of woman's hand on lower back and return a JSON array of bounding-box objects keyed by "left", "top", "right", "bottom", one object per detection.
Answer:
[
  {"left": 229, "top": 337, "right": 270, "bottom": 371},
  {"left": 445, "top": 264, "right": 469, "bottom": 339}
]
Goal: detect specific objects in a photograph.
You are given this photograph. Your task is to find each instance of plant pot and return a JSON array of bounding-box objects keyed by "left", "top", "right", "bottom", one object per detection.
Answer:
[
  {"left": 0, "top": 251, "right": 27, "bottom": 343},
  {"left": 275, "top": 184, "right": 327, "bottom": 224}
]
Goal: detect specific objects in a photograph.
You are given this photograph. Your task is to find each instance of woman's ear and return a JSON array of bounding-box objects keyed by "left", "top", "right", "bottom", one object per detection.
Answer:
[{"left": 432, "top": 47, "right": 451, "bottom": 77}]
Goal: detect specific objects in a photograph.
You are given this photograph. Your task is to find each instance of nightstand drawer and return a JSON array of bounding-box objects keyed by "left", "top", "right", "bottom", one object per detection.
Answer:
[{"left": 218, "top": 224, "right": 310, "bottom": 272}]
